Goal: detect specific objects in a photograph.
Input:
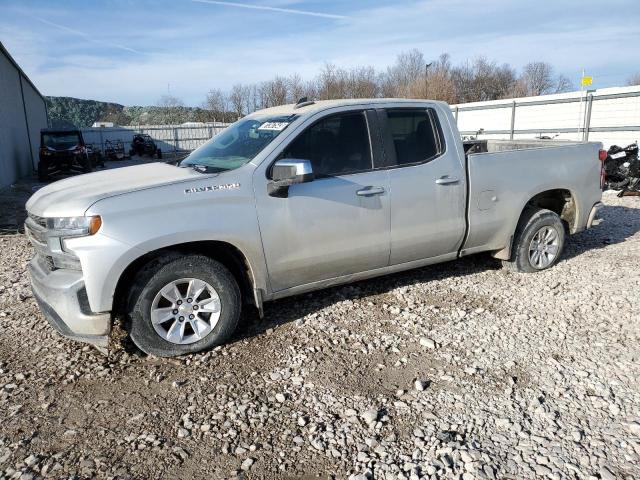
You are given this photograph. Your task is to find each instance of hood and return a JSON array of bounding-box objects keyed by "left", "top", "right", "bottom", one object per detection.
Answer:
[{"left": 26, "top": 163, "right": 204, "bottom": 217}]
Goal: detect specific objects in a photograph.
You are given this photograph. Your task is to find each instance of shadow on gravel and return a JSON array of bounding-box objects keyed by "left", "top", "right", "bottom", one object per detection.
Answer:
[
  {"left": 563, "top": 205, "right": 640, "bottom": 261},
  {"left": 113, "top": 252, "right": 500, "bottom": 357},
  {"left": 232, "top": 252, "right": 502, "bottom": 344}
]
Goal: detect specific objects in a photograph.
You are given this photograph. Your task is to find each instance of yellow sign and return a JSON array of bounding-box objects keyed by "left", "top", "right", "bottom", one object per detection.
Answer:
[{"left": 581, "top": 76, "right": 593, "bottom": 87}]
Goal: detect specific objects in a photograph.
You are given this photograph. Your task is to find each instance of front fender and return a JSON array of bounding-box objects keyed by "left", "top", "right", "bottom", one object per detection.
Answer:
[{"left": 68, "top": 170, "right": 267, "bottom": 313}]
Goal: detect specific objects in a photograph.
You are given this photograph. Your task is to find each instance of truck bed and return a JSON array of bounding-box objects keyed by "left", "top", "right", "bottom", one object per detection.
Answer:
[{"left": 461, "top": 140, "right": 603, "bottom": 257}]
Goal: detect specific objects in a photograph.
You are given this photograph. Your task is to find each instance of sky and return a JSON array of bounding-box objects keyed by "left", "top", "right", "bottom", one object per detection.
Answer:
[{"left": 1, "top": 0, "right": 639, "bottom": 106}]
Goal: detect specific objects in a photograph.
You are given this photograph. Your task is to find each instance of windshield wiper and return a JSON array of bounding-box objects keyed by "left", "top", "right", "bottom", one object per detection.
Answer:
[{"left": 185, "top": 164, "right": 227, "bottom": 174}]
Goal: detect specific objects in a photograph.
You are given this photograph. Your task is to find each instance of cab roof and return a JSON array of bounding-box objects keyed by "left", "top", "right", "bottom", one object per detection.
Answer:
[{"left": 252, "top": 98, "right": 447, "bottom": 117}]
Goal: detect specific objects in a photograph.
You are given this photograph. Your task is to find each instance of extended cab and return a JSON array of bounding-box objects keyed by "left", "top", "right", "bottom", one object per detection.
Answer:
[{"left": 25, "top": 99, "right": 604, "bottom": 356}]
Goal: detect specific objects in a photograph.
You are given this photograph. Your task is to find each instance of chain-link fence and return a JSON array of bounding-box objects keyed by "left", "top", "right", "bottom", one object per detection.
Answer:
[{"left": 80, "top": 123, "right": 230, "bottom": 157}]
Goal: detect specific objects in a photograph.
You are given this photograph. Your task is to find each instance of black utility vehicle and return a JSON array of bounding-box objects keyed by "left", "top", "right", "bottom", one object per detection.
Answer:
[
  {"left": 39, "top": 129, "right": 93, "bottom": 181},
  {"left": 130, "top": 134, "right": 162, "bottom": 158}
]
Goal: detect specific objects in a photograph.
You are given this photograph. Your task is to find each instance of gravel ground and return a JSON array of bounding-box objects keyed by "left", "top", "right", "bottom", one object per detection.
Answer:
[{"left": 0, "top": 191, "right": 639, "bottom": 480}]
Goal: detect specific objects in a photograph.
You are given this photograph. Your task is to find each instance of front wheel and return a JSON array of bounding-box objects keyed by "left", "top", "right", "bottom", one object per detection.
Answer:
[
  {"left": 127, "top": 255, "right": 241, "bottom": 357},
  {"left": 502, "top": 208, "right": 566, "bottom": 273}
]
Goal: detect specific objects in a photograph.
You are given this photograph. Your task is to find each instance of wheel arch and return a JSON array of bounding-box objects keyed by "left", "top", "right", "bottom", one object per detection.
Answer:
[
  {"left": 493, "top": 188, "right": 577, "bottom": 260},
  {"left": 113, "top": 240, "right": 262, "bottom": 317}
]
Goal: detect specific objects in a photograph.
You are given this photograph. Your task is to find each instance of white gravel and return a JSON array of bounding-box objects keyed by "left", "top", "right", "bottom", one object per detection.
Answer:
[{"left": 0, "top": 191, "right": 638, "bottom": 479}]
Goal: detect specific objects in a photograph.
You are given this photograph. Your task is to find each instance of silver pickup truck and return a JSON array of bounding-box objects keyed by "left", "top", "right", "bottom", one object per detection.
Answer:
[{"left": 25, "top": 99, "right": 605, "bottom": 357}]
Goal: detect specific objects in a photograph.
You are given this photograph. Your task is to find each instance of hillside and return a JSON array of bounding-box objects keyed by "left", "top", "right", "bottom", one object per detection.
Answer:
[
  {"left": 45, "top": 97, "right": 127, "bottom": 128},
  {"left": 45, "top": 96, "right": 216, "bottom": 128}
]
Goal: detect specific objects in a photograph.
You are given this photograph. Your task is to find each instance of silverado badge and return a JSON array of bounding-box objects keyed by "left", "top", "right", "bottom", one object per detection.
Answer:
[{"left": 184, "top": 183, "right": 241, "bottom": 194}]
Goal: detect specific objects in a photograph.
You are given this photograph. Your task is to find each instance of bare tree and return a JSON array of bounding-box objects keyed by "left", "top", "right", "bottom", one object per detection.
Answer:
[
  {"left": 286, "top": 74, "right": 306, "bottom": 103},
  {"left": 203, "top": 89, "right": 229, "bottom": 123},
  {"left": 519, "top": 62, "right": 573, "bottom": 96},
  {"left": 345, "top": 66, "right": 379, "bottom": 98},
  {"left": 260, "top": 76, "right": 288, "bottom": 107},
  {"left": 554, "top": 74, "right": 573, "bottom": 93},
  {"left": 316, "top": 63, "right": 348, "bottom": 100},
  {"left": 229, "top": 83, "right": 250, "bottom": 119},
  {"left": 627, "top": 73, "right": 640, "bottom": 86},
  {"left": 246, "top": 84, "right": 260, "bottom": 114},
  {"left": 199, "top": 52, "right": 584, "bottom": 116},
  {"left": 424, "top": 53, "right": 456, "bottom": 103},
  {"left": 384, "top": 49, "right": 425, "bottom": 97},
  {"left": 451, "top": 57, "right": 517, "bottom": 103},
  {"left": 520, "top": 62, "right": 555, "bottom": 96}
]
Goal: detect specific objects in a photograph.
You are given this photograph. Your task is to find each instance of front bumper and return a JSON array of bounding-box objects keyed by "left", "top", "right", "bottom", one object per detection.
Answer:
[{"left": 28, "top": 257, "right": 111, "bottom": 347}]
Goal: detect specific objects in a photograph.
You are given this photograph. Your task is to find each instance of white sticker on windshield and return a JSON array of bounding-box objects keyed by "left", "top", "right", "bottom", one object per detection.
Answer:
[{"left": 258, "top": 122, "right": 289, "bottom": 131}]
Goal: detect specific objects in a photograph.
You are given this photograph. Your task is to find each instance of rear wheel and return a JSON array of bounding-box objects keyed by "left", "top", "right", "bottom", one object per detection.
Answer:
[
  {"left": 502, "top": 208, "right": 565, "bottom": 273},
  {"left": 127, "top": 255, "right": 241, "bottom": 357}
]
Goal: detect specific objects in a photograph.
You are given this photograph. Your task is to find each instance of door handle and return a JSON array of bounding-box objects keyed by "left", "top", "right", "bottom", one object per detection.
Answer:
[
  {"left": 356, "top": 186, "right": 385, "bottom": 196},
  {"left": 435, "top": 175, "right": 460, "bottom": 185}
]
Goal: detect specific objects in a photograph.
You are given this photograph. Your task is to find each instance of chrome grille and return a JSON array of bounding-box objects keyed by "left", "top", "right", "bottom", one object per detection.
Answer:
[
  {"left": 25, "top": 217, "right": 47, "bottom": 245},
  {"left": 28, "top": 212, "right": 47, "bottom": 228},
  {"left": 25, "top": 212, "right": 54, "bottom": 270}
]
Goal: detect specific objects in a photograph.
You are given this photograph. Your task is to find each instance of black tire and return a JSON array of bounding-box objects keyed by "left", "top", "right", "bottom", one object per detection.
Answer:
[
  {"left": 126, "top": 255, "right": 241, "bottom": 357},
  {"left": 502, "top": 208, "right": 566, "bottom": 273},
  {"left": 81, "top": 155, "right": 93, "bottom": 174},
  {"left": 38, "top": 160, "right": 49, "bottom": 182}
]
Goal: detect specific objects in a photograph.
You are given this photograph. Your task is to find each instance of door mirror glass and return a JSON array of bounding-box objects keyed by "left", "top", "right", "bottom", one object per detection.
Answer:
[{"left": 268, "top": 159, "right": 314, "bottom": 197}]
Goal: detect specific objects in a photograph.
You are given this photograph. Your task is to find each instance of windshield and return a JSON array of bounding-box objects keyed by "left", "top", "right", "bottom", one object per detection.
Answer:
[
  {"left": 180, "top": 114, "right": 298, "bottom": 172},
  {"left": 43, "top": 133, "right": 81, "bottom": 149}
]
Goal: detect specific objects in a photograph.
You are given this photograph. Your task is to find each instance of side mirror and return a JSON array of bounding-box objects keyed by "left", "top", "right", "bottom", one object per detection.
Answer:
[{"left": 268, "top": 159, "right": 314, "bottom": 197}]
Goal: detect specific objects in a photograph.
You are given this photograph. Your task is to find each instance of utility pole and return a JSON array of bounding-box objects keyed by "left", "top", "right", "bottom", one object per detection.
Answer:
[{"left": 424, "top": 62, "right": 433, "bottom": 98}]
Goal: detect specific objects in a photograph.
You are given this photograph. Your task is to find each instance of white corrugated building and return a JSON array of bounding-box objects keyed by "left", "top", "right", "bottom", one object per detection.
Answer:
[
  {"left": 0, "top": 41, "right": 48, "bottom": 189},
  {"left": 452, "top": 85, "right": 640, "bottom": 148}
]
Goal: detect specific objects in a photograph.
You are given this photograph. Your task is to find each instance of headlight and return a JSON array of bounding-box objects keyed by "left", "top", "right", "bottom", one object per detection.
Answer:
[{"left": 46, "top": 216, "right": 102, "bottom": 237}]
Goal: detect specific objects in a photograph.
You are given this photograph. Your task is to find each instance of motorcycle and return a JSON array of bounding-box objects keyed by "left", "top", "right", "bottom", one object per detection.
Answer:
[{"left": 604, "top": 142, "right": 640, "bottom": 196}]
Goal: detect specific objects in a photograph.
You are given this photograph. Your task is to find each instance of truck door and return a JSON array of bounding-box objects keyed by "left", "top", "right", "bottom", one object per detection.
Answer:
[
  {"left": 379, "top": 107, "right": 466, "bottom": 265},
  {"left": 254, "top": 109, "right": 391, "bottom": 292}
]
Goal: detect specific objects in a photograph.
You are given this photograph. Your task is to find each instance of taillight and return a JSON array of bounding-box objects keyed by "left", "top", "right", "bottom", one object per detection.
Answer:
[
  {"left": 598, "top": 149, "right": 607, "bottom": 162},
  {"left": 599, "top": 149, "right": 607, "bottom": 190}
]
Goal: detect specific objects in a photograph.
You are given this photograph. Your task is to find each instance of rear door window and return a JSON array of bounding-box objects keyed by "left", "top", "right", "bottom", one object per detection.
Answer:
[
  {"left": 382, "top": 109, "right": 443, "bottom": 167},
  {"left": 281, "top": 112, "right": 373, "bottom": 177}
]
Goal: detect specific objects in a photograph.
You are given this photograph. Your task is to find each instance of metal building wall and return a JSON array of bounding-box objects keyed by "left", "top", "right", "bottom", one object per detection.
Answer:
[
  {"left": 22, "top": 77, "right": 48, "bottom": 172},
  {"left": 0, "top": 43, "right": 48, "bottom": 189}
]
